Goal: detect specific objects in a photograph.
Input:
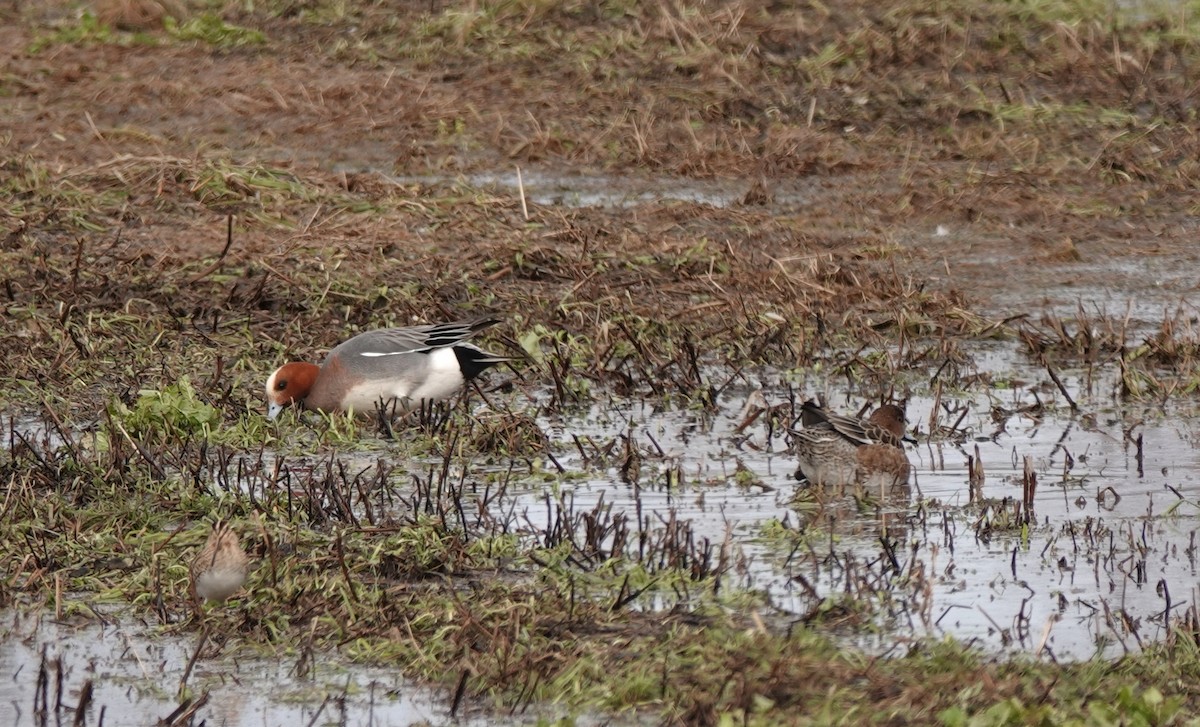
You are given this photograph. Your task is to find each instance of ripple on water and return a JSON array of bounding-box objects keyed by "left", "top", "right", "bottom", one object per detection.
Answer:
[
  {"left": 0, "top": 610, "right": 492, "bottom": 727},
  {"left": 498, "top": 343, "right": 1200, "bottom": 660}
]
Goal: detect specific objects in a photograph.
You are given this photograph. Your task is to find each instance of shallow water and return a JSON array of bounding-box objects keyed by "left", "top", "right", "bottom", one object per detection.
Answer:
[
  {"left": 380, "top": 169, "right": 808, "bottom": 209},
  {"left": 0, "top": 610, "right": 489, "bottom": 727},
  {"left": 5, "top": 345, "right": 1199, "bottom": 724},
  {"left": 905, "top": 225, "right": 1200, "bottom": 333},
  {"left": 495, "top": 342, "right": 1200, "bottom": 660}
]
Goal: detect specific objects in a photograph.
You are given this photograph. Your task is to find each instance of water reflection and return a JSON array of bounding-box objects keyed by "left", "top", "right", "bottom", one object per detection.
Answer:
[
  {"left": 503, "top": 345, "right": 1200, "bottom": 659},
  {"left": 0, "top": 611, "right": 483, "bottom": 727}
]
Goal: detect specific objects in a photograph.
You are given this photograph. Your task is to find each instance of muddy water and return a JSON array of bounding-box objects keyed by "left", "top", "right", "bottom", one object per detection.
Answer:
[
  {"left": 0, "top": 611, "right": 502, "bottom": 727},
  {"left": 507, "top": 342, "right": 1200, "bottom": 660},
  {"left": 378, "top": 170, "right": 1200, "bottom": 337},
  {"left": 4, "top": 345, "right": 1196, "bottom": 724},
  {"left": 379, "top": 169, "right": 807, "bottom": 208},
  {"left": 888, "top": 388, "right": 1198, "bottom": 658},
  {"left": 904, "top": 225, "right": 1200, "bottom": 331}
]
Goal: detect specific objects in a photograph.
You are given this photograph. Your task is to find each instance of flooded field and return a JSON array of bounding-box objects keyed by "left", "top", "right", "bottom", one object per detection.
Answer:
[
  {"left": 7, "top": 0, "right": 1200, "bottom": 722},
  {"left": 427, "top": 341, "right": 1200, "bottom": 661},
  {"left": 7, "top": 333, "right": 1197, "bottom": 724},
  {"left": 0, "top": 611, "right": 523, "bottom": 726}
]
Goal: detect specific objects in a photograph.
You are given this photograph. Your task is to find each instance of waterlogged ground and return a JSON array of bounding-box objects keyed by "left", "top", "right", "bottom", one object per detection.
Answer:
[
  {"left": 9, "top": 0, "right": 1200, "bottom": 724},
  {"left": 266, "top": 341, "right": 1200, "bottom": 662},
  {"left": 0, "top": 612, "right": 497, "bottom": 727},
  {"left": 7, "top": 338, "right": 1198, "bottom": 724}
]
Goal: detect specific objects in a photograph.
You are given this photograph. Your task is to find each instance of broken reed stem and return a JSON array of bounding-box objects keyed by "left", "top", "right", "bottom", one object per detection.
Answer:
[
  {"left": 186, "top": 215, "right": 236, "bottom": 284},
  {"left": 1022, "top": 455, "right": 1037, "bottom": 524},
  {"left": 1135, "top": 432, "right": 1144, "bottom": 477},
  {"left": 516, "top": 166, "right": 528, "bottom": 221},
  {"left": 928, "top": 381, "right": 942, "bottom": 435},
  {"left": 968, "top": 443, "right": 984, "bottom": 503},
  {"left": 1045, "top": 362, "right": 1078, "bottom": 411},
  {"left": 179, "top": 624, "right": 210, "bottom": 697},
  {"left": 71, "top": 679, "right": 93, "bottom": 727}
]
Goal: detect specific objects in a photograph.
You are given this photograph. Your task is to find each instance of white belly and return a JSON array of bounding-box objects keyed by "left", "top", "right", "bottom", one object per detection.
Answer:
[{"left": 195, "top": 567, "right": 246, "bottom": 602}]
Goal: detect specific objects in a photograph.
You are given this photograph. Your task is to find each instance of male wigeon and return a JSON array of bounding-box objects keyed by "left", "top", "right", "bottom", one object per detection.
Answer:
[
  {"left": 789, "top": 400, "right": 911, "bottom": 493},
  {"left": 265, "top": 318, "right": 510, "bottom": 419}
]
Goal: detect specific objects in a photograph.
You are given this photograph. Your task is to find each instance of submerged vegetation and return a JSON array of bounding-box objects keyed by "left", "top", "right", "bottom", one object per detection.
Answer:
[{"left": 6, "top": 0, "right": 1200, "bottom": 724}]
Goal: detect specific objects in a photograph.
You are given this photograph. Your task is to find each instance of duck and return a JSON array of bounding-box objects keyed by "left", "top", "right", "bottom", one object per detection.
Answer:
[
  {"left": 265, "top": 318, "right": 511, "bottom": 419},
  {"left": 190, "top": 521, "right": 249, "bottom": 604},
  {"left": 788, "top": 400, "right": 911, "bottom": 492}
]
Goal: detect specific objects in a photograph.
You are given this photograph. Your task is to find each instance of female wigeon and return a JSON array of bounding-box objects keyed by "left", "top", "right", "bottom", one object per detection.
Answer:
[
  {"left": 265, "top": 318, "right": 510, "bottom": 419},
  {"left": 789, "top": 400, "right": 911, "bottom": 492}
]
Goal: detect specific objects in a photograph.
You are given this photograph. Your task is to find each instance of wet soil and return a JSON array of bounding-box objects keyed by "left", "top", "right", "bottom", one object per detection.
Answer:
[
  {"left": 5, "top": 1, "right": 1200, "bottom": 725},
  {"left": 4, "top": 0, "right": 1199, "bottom": 323}
]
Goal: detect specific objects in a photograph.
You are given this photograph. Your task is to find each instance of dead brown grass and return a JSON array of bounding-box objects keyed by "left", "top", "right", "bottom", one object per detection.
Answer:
[{"left": 92, "top": 0, "right": 186, "bottom": 30}]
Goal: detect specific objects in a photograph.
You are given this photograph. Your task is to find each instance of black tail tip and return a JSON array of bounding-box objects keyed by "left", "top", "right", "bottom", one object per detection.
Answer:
[{"left": 454, "top": 345, "right": 509, "bottom": 381}]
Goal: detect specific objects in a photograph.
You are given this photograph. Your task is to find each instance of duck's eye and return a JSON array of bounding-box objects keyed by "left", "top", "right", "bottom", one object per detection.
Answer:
[{"left": 275, "top": 379, "right": 288, "bottom": 391}]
